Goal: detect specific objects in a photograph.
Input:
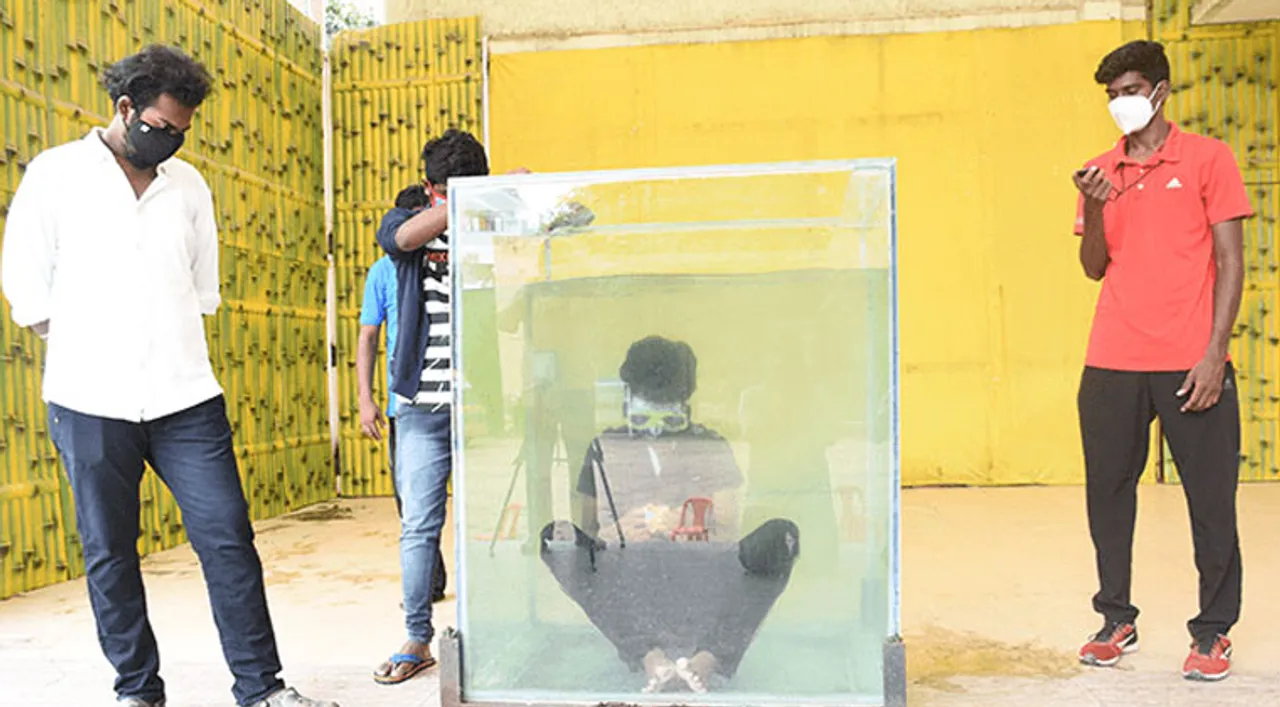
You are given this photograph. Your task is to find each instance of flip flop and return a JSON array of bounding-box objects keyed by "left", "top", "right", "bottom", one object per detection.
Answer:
[{"left": 373, "top": 652, "right": 436, "bottom": 685}]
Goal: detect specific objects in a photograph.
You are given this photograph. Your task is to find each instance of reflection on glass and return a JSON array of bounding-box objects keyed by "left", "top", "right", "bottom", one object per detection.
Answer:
[{"left": 452, "top": 161, "right": 897, "bottom": 706}]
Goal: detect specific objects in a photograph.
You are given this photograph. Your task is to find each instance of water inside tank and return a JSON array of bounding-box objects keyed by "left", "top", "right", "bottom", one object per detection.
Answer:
[{"left": 451, "top": 161, "right": 897, "bottom": 705}]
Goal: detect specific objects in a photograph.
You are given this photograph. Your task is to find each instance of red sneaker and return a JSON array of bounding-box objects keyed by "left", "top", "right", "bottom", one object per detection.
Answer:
[
  {"left": 1183, "top": 635, "right": 1232, "bottom": 681},
  {"left": 1078, "top": 622, "right": 1139, "bottom": 667}
]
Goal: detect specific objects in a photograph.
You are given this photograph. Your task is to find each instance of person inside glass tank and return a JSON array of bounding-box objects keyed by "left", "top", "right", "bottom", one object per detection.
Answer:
[{"left": 541, "top": 335, "right": 801, "bottom": 694}]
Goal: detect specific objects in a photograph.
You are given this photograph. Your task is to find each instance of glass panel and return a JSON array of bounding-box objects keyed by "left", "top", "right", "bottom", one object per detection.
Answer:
[{"left": 451, "top": 160, "right": 898, "bottom": 706}]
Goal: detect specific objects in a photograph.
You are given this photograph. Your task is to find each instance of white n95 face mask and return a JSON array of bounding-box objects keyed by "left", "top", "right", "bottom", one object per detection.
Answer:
[{"left": 1108, "top": 82, "right": 1165, "bottom": 135}]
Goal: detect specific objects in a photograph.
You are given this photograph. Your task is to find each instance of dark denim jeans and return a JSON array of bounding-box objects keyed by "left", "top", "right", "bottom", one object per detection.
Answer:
[{"left": 48, "top": 396, "right": 285, "bottom": 706}]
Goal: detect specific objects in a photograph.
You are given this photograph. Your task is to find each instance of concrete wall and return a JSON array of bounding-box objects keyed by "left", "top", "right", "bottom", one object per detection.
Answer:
[{"left": 388, "top": 0, "right": 1147, "bottom": 48}]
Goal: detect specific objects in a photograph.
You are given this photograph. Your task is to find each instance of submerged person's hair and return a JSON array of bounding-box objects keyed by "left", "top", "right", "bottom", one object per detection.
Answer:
[{"left": 619, "top": 336, "right": 697, "bottom": 404}]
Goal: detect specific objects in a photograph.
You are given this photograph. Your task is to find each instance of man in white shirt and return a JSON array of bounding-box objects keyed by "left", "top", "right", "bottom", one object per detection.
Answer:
[{"left": 0, "top": 45, "right": 338, "bottom": 707}]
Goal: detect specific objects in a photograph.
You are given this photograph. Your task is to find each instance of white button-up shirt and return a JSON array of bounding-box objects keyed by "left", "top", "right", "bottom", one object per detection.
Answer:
[{"left": 1, "top": 129, "right": 223, "bottom": 422}]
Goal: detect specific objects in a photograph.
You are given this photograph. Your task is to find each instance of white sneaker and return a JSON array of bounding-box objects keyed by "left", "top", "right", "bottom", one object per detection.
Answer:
[{"left": 250, "top": 687, "right": 340, "bottom": 707}]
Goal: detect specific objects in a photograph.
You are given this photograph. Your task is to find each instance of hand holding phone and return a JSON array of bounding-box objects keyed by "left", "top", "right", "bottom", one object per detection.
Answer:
[{"left": 1072, "top": 165, "right": 1113, "bottom": 203}]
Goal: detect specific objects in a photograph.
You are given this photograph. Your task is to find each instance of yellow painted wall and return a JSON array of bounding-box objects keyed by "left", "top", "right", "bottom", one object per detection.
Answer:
[{"left": 488, "top": 20, "right": 1148, "bottom": 486}]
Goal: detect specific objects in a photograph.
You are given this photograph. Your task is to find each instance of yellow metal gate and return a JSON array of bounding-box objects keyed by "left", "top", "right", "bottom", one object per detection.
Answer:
[
  {"left": 0, "top": 0, "right": 331, "bottom": 600},
  {"left": 1151, "top": 1, "right": 1280, "bottom": 483},
  {"left": 329, "top": 18, "right": 482, "bottom": 498}
]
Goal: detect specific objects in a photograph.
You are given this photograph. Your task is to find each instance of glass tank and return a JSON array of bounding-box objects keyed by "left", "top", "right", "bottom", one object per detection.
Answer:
[{"left": 447, "top": 159, "right": 900, "bottom": 706}]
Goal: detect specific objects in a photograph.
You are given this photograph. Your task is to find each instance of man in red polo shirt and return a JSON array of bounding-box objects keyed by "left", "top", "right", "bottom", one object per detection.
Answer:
[{"left": 1071, "top": 40, "right": 1252, "bottom": 682}]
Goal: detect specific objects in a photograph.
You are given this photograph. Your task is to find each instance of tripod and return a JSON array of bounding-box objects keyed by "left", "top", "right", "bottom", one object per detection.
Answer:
[{"left": 487, "top": 435, "right": 625, "bottom": 559}]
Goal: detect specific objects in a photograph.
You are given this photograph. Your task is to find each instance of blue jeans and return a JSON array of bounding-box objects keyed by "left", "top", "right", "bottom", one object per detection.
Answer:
[
  {"left": 395, "top": 403, "right": 453, "bottom": 643},
  {"left": 47, "top": 396, "right": 285, "bottom": 706},
  {"left": 388, "top": 417, "right": 449, "bottom": 600}
]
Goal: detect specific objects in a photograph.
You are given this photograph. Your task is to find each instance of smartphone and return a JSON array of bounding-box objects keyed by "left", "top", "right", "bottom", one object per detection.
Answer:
[{"left": 1075, "top": 166, "right": 1095, "bottom": 178}]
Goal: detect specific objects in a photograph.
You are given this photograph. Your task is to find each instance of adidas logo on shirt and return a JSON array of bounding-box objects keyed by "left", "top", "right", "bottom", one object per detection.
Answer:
[{"left": 1166, "top": 177, "right": 1183, "bottom": 190}]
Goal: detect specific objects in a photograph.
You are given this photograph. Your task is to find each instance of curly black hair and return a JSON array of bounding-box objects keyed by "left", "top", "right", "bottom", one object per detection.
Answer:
[
  {"left": 619, "top": 336, "right": 698, "bottom": 404},
  {"left": 1094, "top": 40, "right": 1170, "bottom": 88},
  {"left": 421, "top": 129, "right": 489, "bottom": 186},
  {"left": 394, "top": 183, "right": 430, "bottom": 210},
  {"left": 99, "top": 44, "right": 213, "bottom": 110}
]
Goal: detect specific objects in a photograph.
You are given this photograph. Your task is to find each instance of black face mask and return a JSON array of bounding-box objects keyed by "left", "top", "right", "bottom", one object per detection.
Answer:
[{"left": 123, "top": 113, "right": 184, "bottom": 170}]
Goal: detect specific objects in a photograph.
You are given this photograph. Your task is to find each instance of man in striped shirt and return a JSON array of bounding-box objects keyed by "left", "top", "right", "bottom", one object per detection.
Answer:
[
  {"left": 371, "top": 130, "right": 488, "bottom": 685},
  {"left": 357, "top": 184, "right": 448, "bottom": 605}
]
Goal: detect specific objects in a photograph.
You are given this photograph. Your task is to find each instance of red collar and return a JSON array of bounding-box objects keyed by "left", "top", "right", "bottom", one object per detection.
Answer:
[{"left": 1103, "top": 121, "right": 1185, "bottom": 170}]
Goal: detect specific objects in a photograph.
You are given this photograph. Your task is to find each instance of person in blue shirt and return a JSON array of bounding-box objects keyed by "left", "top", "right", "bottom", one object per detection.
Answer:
[{"left": 357, "top": 184, "right": 446, "bottom": 607}]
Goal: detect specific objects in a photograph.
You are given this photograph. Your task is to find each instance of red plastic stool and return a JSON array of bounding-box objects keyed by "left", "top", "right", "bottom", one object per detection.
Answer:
[{"left": 670, "top": 497, "right": 714, "bottom": 542}]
